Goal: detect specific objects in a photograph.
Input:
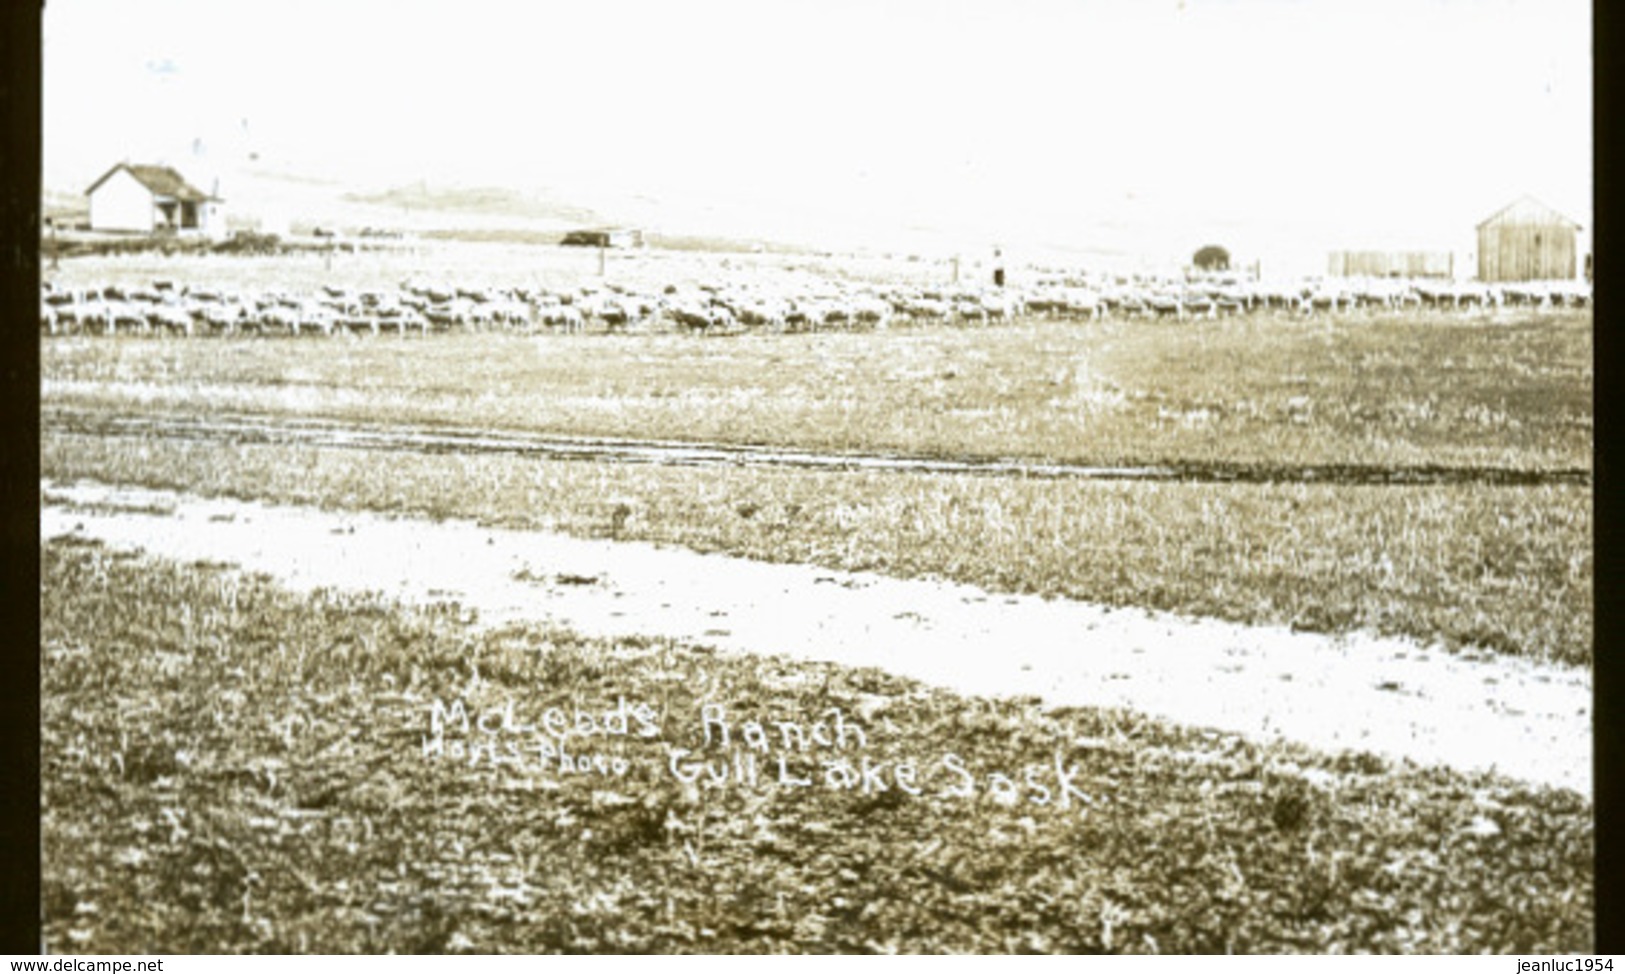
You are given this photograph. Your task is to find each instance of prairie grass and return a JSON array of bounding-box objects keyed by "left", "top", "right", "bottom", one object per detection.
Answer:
[
  {"left": 42, "top": 310, "right": 1590, "bottom": 471},
  {"left": 41, "top": 434, "right": 1593, "bottom": 665},
  {"left": 41, "top": 540, "right": 1592, "bottom": 953}
]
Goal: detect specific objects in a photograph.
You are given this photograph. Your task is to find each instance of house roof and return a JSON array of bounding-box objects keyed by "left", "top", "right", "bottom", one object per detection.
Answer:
[
  {"left": 1476, "top": 195, "right": 1581, "bottom": 231},
  {"left": 86, "top": 163, "right": 217, "bottom": 202}
]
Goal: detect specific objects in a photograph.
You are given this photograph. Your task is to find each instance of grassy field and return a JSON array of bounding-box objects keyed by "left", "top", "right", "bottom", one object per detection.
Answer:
[
  {"left": 41, "top": 434, "right": 1592, "bottom": 666},
  {"left": 41, "top": 304, "right": 1593, "bottom": 665},
  {"left": 39, "top": 247, "right": 1595, "bottom": 953},
  {"left": 42, "top": 311, "right": 1592, "bottom": 471},
  {"left": 41, "top": 540, "right": 1592, "bottom": 953}
]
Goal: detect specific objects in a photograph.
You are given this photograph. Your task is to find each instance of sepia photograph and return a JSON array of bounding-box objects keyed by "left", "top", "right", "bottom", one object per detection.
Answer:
[{"left": 36, "top": 0, "right": 1593, "bottom": 954}]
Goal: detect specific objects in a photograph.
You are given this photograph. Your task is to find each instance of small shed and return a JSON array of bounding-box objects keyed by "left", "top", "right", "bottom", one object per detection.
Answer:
[
  {"left": 561, "top": 227, "right": 644, "bottom": 249},
  {"left": 1476, "top": 196, "right": 1581, "bottom": 282},
  {"left": 86, "top": 163, "right": 222, "bottom": 235}
]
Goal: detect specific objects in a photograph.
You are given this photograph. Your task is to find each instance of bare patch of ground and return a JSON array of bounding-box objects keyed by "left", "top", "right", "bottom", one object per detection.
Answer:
[{"left": 42, "top": 479, "right": 1591, "bottom": 796}]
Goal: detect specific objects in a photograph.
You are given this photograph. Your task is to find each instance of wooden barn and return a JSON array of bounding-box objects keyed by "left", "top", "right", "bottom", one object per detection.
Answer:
[
  {"left": 1476, "top": 196, "right": 1581, "bottom": 282},
  {"left": 1328, "top": 250, "right": 1453, "bottom": 279},
  {"left": 86, "top": 162, "right": 222, "bottom": 236}
]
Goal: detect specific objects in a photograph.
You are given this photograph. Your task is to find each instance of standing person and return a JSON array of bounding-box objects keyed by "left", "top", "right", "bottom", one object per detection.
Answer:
[{"left": 992, "top": 246, "right": 1005, "bottom": 288}]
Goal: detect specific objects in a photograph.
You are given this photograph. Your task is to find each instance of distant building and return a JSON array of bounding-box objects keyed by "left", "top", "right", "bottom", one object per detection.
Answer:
[
  {"left": 1327, "top": 250, "right": 1454, "bottom": 279},
  {"left": 86, "top": 163, "right": 222, "bottom": 236},
  {"left": 223, "top": 208, "right": 289, "bottom": 237},
  {"left": 561, "top": 227, "right": 643, "bottom": 249},
  {"left": 1476, "top": 196, "right": 1581, "bottom": 282}
]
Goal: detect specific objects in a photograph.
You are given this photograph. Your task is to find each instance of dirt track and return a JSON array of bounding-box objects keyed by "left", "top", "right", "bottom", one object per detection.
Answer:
[
  {"left": 42, "top": 408, "right": 1591, "bottom": 487},
  {"left": 42, "top": 479, "right": 1592, "bottom": 796}
]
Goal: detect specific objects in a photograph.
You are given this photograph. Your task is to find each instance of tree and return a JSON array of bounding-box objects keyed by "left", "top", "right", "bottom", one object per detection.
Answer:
[{"left": 1193, "top": 245, "right": 1230, "bottom": 272}]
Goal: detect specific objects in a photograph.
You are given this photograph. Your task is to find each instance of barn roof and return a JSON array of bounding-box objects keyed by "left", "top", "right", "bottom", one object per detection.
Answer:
[
  {"left": 86, "top": 163, "right": 217, "bottom": 202},
  {"left": 1476, "top": 195, "right": 1581, "bottom": 231}
]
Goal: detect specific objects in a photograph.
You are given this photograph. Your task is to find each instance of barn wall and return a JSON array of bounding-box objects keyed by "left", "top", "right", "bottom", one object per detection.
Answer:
[
  {"left": 1477, "top": 221, "right": 1578, "bottom": 281},
  {"left": 88, "top": 170, "right": 154, "bottom": 233}
]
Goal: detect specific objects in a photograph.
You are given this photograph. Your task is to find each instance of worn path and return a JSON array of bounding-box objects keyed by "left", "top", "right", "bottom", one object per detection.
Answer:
[
  {"left": 42, "top": 408, "right": 1591, "bottom": 486},
  {"left": 41, "top": 479, "right": 1591, "bottom": 795}
]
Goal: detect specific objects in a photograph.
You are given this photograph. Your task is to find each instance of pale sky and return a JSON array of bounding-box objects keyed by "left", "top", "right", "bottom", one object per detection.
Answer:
[{"left": 43, "top": 0, "right": 1591, "bottom": 264}]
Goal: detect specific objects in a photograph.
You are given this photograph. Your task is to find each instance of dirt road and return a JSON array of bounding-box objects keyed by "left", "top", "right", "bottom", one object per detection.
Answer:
[{"left": 42, "top": 479, "right": 1592, "bottom": 795}]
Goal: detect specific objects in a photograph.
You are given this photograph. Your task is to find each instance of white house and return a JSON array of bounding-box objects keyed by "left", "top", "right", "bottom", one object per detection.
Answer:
[{"left": 86, "top": 163, "right": 223, "bottom": 236}]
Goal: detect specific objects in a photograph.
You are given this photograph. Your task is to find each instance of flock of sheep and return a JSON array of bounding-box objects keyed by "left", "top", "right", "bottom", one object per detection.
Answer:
[{"left": 39, "top": 271, "right": 1592, "bottom": 338}]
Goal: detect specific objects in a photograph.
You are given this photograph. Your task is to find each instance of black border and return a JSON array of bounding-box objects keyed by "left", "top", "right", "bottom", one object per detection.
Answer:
[
  {"left": 1591, "top": 0, "right": 1617, "bottom": 955},
  {"left": 12, "top": 1, "right": 1608, "bottom": 957},
  {"left": 3, "top": 0, "right": 44, "bottom": 957}
]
